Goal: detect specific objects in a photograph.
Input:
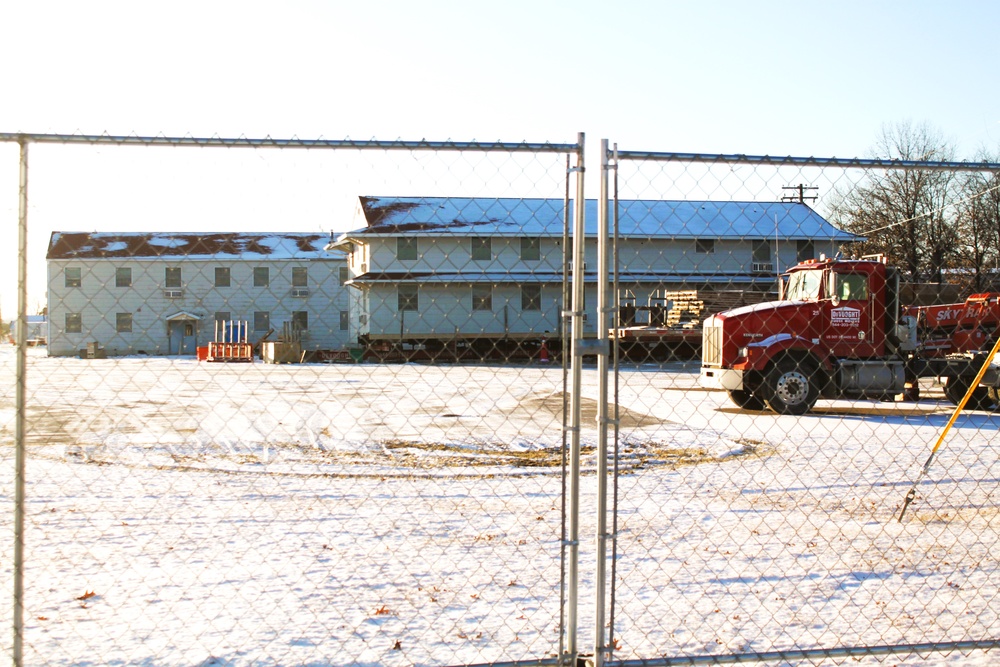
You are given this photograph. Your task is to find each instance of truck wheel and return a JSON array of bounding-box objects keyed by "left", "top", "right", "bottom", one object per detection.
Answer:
[
  {"left": 764, "top": 359, "right": 819, "bottom": 415},
  {"left": 727, "top": 388, "right": 766, "bottom": 411},
  {"left": 943, "top": 376, "right": 996, "bottom": 410}
]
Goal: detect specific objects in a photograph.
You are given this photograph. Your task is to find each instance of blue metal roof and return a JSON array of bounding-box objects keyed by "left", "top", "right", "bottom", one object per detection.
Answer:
[{"left": 344, "top": 196, "right": 858, "bottom": 241}]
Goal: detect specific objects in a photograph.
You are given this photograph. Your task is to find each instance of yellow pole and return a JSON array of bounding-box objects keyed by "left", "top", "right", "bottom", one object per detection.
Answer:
[{"left": 899, "top": 333, "right": 1000, "bottom": 522}]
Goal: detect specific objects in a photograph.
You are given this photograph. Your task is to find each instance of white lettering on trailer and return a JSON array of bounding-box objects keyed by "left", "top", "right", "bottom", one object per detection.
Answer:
[{"left": 935, "top": 309, "right": 962, "bottom": 323}]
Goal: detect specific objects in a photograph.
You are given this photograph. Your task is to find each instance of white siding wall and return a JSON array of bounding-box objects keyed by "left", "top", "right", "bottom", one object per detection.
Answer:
[
  {"left": 596, "top": 238, "right": 838, "bottom": 276},
  {"left": 367, "top": 236, "right": 564, "bottom": 274},
  {"left": 364, "top": 283, "right": 563, "bottom": 340}
]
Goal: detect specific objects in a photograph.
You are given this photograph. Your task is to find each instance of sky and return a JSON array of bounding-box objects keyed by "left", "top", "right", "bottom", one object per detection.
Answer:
[{"left": 2, "top": 0, "right": 999, "bottom": 314}]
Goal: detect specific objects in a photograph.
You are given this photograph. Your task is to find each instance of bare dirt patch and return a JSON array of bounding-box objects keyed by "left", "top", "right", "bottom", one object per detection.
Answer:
[{"left": 518, "top": 392, "right": 670, "bottom": 428}]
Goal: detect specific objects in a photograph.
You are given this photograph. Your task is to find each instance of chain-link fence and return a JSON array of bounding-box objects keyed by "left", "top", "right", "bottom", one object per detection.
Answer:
[
  {"left": 599, "top": 144, "right": 1000, "bottom": 666},
  {"left": 3, "top": 133, "right": 1000, "bottom": 667},
  {"left": 1, "top": 134, "right": 586, "bottom": 667}
]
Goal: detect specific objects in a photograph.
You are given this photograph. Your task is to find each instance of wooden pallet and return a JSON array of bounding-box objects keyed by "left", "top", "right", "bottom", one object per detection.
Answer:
[{"left": 207, "top": 341, "right": 254, "bottom": 362}]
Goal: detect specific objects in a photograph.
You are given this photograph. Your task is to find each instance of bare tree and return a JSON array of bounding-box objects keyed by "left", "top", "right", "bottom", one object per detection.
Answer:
[
  {"left": 830, "top": 121, "right": 958, "bottom": 282},
  {"left": 972, "top": 149, "right": 1000, "bottom": 286},
  {"left": 953, "top": 158, "right": 999, "bottom": 291}
]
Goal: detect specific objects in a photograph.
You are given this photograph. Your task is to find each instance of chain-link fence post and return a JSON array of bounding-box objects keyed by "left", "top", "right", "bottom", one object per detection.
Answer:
[
  {"left": 563, "top": 131, "right": 586, "bottom": 666},
  {"left": 591, "top": 138, "right": 613, "bottom": 667},
  {"left": 12, "top": 137, "right": 28, "bottom": 667}
]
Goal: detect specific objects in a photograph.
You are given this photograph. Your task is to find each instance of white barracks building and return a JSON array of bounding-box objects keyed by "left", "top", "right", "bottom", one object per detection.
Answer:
[{"left": 46, "top": 232, "right": 349, "bottom": 357}]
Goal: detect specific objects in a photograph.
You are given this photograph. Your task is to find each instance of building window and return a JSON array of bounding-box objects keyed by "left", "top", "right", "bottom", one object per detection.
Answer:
[
  {"left": 752, "top": 240, "right": 771, "bottom": 263},
  {"left": 397, "top": 237, "right": 418, "bottom": 261},
  {"left": 292, "top": 267, "right": 308, "bottom": 287},
  {"left": 339, "top": 267, "right": 349, "bottom": 285},
  {"left": 116, "top": 267, "right": 132, "bottom": 288},
  {"left": 215, "top": 267, "right": 231, "bottom": 288},
  {"left": 472, "top": 284, "right": 493, "bottom": 311},
  {"left": 65, "top": 267, "right": 82, "bottom": 288},
  {"left": 797, "top": 240, "right": 815, "bottom": 262},
  {"left": 521, "top": 285, "right": 542, "bottom": 311},
  {"left": 164, "top": 267, "right": 182, "bottom": 288},
  {"left": 65, "top": 313, "right": 82, "bottom": 334},
  {"left": 471, "top": 238, "right": 491, "bottom": 261},
  {"left": 253, "top": 311, "right": 270, "bottom": 331},
  {"left": 696, "top": 239, "right": 715, "bottom": 254},
  {"left": 116, "top": 312, "right": 132, "bottom": 333},
  {"left": 520, "top": 238, "right": 540, "bottom": 261},
  {"left": 398, "top": 285, "right": 418, "bottom": 312},
  {"left": 215, "top": 311, "right": 231, "bottom": 323},
  {"left": 253, "top": 267, "right": 269, "bottom": 287},
  {"left": 291, "top": 311, "right": 308, "bottom": 331},
  {"left": 339, "top": 310, "right": 349, "bottom": 331}
]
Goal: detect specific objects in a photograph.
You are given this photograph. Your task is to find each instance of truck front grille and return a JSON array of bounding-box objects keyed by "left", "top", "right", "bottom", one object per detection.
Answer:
[{"left": 702, "top": 320, "right": 722, "bottom": 366}]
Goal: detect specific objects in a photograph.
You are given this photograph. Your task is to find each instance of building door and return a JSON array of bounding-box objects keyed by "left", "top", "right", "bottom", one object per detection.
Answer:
[{"left": 168, "top": 320, "right": 197, "bottom": 355}]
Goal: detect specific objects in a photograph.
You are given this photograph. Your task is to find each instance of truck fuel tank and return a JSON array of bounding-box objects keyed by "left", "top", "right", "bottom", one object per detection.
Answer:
[{"left": 838, "top": 360, "right": 905, "bottom": 394}]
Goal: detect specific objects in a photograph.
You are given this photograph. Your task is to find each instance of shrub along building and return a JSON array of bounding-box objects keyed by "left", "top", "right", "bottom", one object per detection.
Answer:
[
  {"left": 46, "top": 232, "right": 349, "bottom": 357},
  {"left": 329, "top": 196, "right": 858, "bottom": 358}
]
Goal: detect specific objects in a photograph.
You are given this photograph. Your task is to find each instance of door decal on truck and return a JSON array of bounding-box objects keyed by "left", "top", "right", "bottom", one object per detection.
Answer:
[{"left": 831, "top": 307, "right": 861, "bottom": 328}]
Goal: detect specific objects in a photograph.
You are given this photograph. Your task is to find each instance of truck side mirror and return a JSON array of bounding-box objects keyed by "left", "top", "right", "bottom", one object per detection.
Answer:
[{"left": 826, "top": 272, "right": 840, "bottom": 306}]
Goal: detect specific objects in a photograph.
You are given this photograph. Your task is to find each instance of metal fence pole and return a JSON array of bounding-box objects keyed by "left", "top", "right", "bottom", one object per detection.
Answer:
[
  {"left": 608, "top": 141, "right": 622, "bottom": 665},
  {"left": 565, "top": 131, "right": 586, "bottom": 665},
  {"left": 592, "top": 139, "right": 613, "bottom": 666},
  {"left": 559, "top": 154, "right": 572, "bottom": 662},
  {"left": 13, "top": 137, "right": 29, "bottom": 667}
]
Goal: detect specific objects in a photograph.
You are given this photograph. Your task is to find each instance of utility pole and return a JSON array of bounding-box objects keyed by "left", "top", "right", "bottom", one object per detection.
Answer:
[{"left": 781, "top": 183, "right": 818, "bottom": 204}]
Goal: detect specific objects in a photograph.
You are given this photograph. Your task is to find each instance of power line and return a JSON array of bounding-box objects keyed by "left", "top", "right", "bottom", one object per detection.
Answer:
[{"left": 859, "top": 180, "right": 1000, "bottom": 236}]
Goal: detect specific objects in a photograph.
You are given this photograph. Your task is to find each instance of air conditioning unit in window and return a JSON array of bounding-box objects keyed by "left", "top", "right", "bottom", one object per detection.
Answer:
[
  {"left": 752, "top": 263, "right": 774, "bottom": 273},
  {"left": 291, "top": 287, "right": 310, "bottom": 297},
  {"left": 163, "top": 289, "right": 183, "bottom": 299}
]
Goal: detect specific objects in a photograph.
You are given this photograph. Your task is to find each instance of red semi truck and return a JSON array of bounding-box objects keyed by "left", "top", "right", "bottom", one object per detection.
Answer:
[{"left": 699, "top": 255, "right": 1000, "bottom": 414}]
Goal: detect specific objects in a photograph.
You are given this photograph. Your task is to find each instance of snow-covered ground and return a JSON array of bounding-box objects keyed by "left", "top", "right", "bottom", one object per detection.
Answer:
[{"left": 2, "top": 346, "right": 999, "bottom": 666}]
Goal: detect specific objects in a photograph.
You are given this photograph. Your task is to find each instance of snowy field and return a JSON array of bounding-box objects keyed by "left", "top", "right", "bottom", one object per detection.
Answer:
[{"left": 2, "top": 345, "right": 1000, "bottom": 666}]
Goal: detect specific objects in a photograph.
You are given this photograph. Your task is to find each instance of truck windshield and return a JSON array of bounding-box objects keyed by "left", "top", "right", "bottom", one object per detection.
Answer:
[{"left": 785, "top": 269, "right": 823, "bottom": 301}]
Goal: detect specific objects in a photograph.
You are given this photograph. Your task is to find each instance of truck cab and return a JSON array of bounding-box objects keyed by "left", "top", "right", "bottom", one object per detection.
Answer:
[
  {"left": 700, "top": 257, "right": 915, "bottom": 414},
  {"left": 785, "top": 258, "right": 891, "bottom": 359}
]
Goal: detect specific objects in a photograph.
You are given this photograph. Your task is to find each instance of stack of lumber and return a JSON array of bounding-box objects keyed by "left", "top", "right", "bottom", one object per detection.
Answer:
[
  {"left": 623, "top": 289, "right": 773, "bottom": 331},
  {"left": 701, "top": 290, "right": 763, "bottom": 314},
  {"left": 661, "top": 290, "right": 705, "bottom": 329}
]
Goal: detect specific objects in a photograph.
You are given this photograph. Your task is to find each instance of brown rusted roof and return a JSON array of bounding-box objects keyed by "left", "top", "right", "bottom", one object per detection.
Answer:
[{"left": 47, "top": 232, "right": 342, "bottom": 260}]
